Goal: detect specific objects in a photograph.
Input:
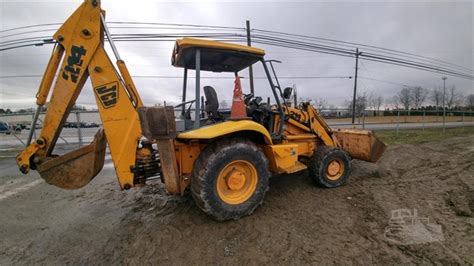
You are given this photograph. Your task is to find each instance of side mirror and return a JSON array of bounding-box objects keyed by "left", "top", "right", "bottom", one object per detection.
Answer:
[{"left": 283, "top": 87, "right": 293, "bottom": 99}]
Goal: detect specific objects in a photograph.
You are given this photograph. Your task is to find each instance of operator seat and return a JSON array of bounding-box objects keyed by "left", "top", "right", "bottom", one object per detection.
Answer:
[{"left": 204, "top": 86, "right": 220, "bottom": 120}]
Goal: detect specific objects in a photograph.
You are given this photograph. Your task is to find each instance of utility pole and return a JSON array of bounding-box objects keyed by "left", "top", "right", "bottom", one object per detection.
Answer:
[
  {"left": 351, "top": 48, "right": 362, "bottom": 125},
  {"left": 246, "top": 20, "right": 254, "bottom": 94},
  {"left": 442, "top": 76, "right": 447, "bottom": 133}
]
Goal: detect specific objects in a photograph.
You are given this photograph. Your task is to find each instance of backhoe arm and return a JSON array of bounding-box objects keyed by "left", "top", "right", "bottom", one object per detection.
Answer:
[{"left": 16, "top": 0, "right": 144, "bottom": 189}]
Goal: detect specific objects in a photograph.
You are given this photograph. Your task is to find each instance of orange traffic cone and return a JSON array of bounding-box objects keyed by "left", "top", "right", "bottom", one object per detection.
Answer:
[{"left": 230, "top": 74, "right": 248, "bottom": 119}]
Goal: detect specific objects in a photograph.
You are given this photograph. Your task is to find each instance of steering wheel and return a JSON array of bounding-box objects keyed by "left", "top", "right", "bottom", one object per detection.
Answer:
[
  {"left": 175, "top": 99, "right": 196, "bottom": 120},
  {"left": 174, "top": 99, "right": 196, "bottom": 109},
  {"left": 243, "top": 93, "right": 254, "bottom": 105}
]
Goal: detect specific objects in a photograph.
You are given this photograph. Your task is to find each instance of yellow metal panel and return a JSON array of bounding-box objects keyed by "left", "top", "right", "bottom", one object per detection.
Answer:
[
  {"left": 284, "top": 161, "right": 308, "bottom": 174},
  {"left": 176, "top": 38, "right": 265, "bottom": 56},
  {"left": 89, "top": 46, "right": 142, "bottom": 189},
  {"left": 287, "top": 118, "right": 311, "bottom": 132},
  {"left": 285, "top": 134, "right": 316, "bottom": 140},
  {"left": 38, "top": 0, "right": 102, "bottom": 157},
  {"left": 176, "top": 142, "right": 201, "bottom": 176},
  {"left": 262, "top": 146, "right": 278, "bottom": 173},
  {"left": 288, "top": 140, "right": 316, "bottom": 157},
  {"left": 284, "top": 106, "right": 310, "bottom": 124},
  {"left": 263, "top": 144, "right": 306, "bottom": 174},
  {"left": 272, "top": 144, "right": 297, "bottom": 158},
  {"left": 306, "top": 106, "right": 335, "bottom": 147},
  {"left": 177, "top": 120, "right": 273, "bottom": 144},
  {"left": 175, "top": 142, "right": 204, "bottom": 195}
]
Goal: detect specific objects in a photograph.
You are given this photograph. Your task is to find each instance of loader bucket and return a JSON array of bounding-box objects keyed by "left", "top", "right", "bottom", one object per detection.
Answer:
[
  {"left": 36, "top": 129, "right": 107, "bottom": 189},
  {"left": 332, "top": 128, "right": 386, "bottom": 163}
]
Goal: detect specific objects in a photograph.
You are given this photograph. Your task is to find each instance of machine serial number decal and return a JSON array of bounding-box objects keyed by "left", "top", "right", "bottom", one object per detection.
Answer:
[
  {"left": 95, "top": 82, "right": 118, "bottom": 108},
  {"left": 62, "top": 45, "right": 87, "bottom": 83}
]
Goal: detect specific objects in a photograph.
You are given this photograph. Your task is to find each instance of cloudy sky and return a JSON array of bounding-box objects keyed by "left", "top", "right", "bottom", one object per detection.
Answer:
[{"left": 0, "top": 0, "right": 472, "bottom": 110}]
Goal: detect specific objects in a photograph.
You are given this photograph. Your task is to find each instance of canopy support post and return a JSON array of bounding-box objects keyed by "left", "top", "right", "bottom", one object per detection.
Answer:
[
  {"left": 181, "top": 68, "right": 188, "bottom": 117},
  {"left": 194, "top": 49, "right": 201, "bottom": 129}
]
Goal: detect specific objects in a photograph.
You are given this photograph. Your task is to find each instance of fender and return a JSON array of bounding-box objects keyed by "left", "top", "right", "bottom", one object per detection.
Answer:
[{"left": 177, "top": 120, "right": 273, "bottom": 145}]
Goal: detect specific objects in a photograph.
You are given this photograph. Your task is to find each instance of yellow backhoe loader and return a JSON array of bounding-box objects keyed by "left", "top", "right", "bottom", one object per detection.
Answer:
[{"left": 16, "top": 0, "right": 386, "bottom": 220}]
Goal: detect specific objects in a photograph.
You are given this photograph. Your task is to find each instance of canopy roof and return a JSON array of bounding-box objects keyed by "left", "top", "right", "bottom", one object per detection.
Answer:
[{"left": 171, "top": 38, "right": 265, "bottom": 72}]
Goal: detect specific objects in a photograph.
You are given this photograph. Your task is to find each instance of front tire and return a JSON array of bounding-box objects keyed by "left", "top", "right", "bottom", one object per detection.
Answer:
[
  {"left": 191, "top": 138, "right": 270, "bottom": 221},
  {"left": 309, "top": 146, "right": 351, "bottom": 188}
]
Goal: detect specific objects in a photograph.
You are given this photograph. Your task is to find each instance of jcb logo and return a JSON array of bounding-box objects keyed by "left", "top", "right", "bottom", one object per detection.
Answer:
[
  {"left": 62, "top": 45, "right": 87, "bottom": 83},
  {"left": 95, "top": 82, "right": 118, "bottom": 108}
]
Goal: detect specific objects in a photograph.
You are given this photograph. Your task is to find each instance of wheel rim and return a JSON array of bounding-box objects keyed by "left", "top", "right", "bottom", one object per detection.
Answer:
[
  {"left": 326, "top": 158, "right": 344, "bottom": 181},
  {"left": 216, "top": 160, "right": 258, "bottom": 205}
]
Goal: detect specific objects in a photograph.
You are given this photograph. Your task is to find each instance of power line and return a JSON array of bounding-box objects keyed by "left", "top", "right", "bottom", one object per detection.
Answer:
[
  {"left": 1, "top": 22, "right": 472, "bottom": 80},
  {"left": 358, "top": 76, "right": 418, "bottom": 88},
  {"left": 0, "top": 33, "right": 245, "bottom": 47},
  {"left": 0, "top": 23, "right": 62, "bottom": 33},
  {"left": 108, "top": 21, "right": 245, "bottom": 31},
  {"left": 250, "top": 35, "right": 474, "bottom": 80},
  {"left": 0, "top": 26, "right": 242, "bottom": 40},
  {"left": 2, "top": 21, "right": 471, "bottom": 73},
  {"left": 2, "top": 34, "right": 472, "bottom": 80},
  {"left": 250, "top": 34, "right": 473, "bottom": 78},
  {"left": 0, "top": 21, "right": 245, "bottom": 34},
  {"left": 0, "top": 37, "right": 248, "bottom": 51},
  {"left": 0, "top": 74, "right": 352, "bottom": 80},
  {"left": 252, "top": 28, "right": 473, "bottom": 73},
  {"left": 1, "top": 29, "right": 57, "bottom": 39}
]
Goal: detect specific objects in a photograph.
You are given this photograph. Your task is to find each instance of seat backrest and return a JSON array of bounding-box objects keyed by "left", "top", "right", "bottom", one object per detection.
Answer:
[{"left": 203, "top": 86, "right": 219, "bottom": 116}]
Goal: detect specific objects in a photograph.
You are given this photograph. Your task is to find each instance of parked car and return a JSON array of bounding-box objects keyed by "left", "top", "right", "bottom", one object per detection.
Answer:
[
  {"left": 14, "top": 123, "right": 27, "bottom": 130},
  {"left": 13, "top": 125, "right": 21, "bottom": 134},
  {"left": 0, "top": 121, "right": 20, "bottom": 134},
  {"left": 0, "top": 121, "right": 12, "bottom": 135},
  {"left": 25, "top": 124, "right": 42, "bottom": 130},
  {"left": 64, "top": 122, "right": 75, "bottom": 128},
  {"left": 63, "top": 121, "right": 100, "bottom": 128}
]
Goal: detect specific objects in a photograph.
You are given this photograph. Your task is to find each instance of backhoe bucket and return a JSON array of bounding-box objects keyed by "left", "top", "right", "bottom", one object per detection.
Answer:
[
  {"left": 36, "top": 129, "right": 107, "bottom": 189},
  {"left": 332, "top": 128, "right": 386, "bottom": 163}
]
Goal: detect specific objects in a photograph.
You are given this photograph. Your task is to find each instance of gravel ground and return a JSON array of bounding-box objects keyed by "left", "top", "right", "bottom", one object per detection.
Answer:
[{"left": 0, "top": 135, "right": 473, "bottom": 264}]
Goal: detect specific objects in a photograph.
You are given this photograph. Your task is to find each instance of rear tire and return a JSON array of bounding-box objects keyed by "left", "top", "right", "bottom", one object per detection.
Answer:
[
  {"left": 191, "top": 138, "right": 270, "bottom": 221},
  {"left": 309, "top": 146, "right": 351, "bottom": 188}
]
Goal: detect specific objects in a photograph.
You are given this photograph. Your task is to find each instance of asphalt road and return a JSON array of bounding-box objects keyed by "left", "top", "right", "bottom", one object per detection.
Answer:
[{"left": 333, "top": 121, "right": 474, "bottom": 130}]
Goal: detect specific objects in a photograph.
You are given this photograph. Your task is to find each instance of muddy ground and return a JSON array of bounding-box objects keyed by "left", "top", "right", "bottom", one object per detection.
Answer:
[{"left": 1, "top": 135, "right": 473, "bottom": 265}]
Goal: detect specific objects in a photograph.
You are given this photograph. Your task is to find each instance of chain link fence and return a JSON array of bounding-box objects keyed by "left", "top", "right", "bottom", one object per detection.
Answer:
[
  {"left": 0, "top": 111, "right": 100, "bottom": 149},
  {"left": 1, "top": 109, "right": 473, "bottom": 150}
]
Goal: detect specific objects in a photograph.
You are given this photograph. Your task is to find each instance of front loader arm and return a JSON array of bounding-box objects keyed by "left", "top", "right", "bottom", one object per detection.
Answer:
[
  {"left": 16, "top": 0, "right": 144, "bottom": 190},
  {"left": 305, "top": 104, "right": 386, "bottom": 163},
  {"left": 305, "top": 105, "right": 336, "bottom": 147}
]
